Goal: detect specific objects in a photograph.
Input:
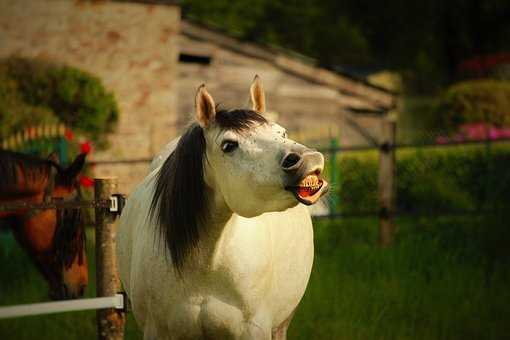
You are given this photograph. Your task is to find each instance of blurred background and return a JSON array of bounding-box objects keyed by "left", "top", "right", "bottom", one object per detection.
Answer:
[{"left": 0, "top": 0, "right": 509, "bottom": 339}]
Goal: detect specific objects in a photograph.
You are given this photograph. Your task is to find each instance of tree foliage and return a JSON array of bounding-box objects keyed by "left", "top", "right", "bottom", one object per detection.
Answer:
[
  {"left": 0, "top": 57, "right": 118, "bottom": 147},
  {"left": 181, "top": 0, "right": 510, "bottom": 93}
]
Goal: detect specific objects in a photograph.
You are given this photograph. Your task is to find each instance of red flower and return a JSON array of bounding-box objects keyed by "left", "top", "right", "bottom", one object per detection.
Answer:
[
  {"left": 79, "top": 175, "right": 94, "bottom": 188},
  {"left": 64, "top": 129, "right": 74, "bottom": 141},
  {"left": 80, "top": 141, "right": 92, "bottom": 154}
]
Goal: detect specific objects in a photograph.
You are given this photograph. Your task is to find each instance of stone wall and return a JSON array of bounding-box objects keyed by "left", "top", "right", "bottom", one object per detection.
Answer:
[{"left": 0, "top": 0, "right": 180, "bottom": 193}]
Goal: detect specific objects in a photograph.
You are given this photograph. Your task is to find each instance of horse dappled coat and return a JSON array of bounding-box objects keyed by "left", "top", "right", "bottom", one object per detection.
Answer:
[{"left": 117, "top": 77, "right": 329, "bottom": 339}]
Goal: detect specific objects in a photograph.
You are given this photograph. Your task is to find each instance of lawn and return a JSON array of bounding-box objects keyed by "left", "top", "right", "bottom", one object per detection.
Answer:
[{"left": 1, "top": 215, "right": 509, "bottom": 339}]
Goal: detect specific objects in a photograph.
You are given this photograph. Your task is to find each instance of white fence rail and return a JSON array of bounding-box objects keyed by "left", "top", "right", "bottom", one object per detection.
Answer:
[{"left": 0, "top": 294, "right": 124, "bottom": 319}]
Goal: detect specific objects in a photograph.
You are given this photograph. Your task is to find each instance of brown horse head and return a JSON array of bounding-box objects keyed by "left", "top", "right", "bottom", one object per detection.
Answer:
[
  {"left": 46, "top": 152, "right": 88, "bottom": 299},
  {"left": 0, "top": 150, "right": 88, "bottom": 299}
]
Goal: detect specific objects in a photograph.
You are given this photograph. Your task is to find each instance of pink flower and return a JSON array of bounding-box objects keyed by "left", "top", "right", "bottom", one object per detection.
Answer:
[{"left": 436, "top": 136, "right": 449, "bottom": 144}]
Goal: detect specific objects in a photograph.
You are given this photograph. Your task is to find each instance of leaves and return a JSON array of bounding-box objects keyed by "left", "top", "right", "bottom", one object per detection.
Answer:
[{"left": 0, "top": 57, "right": 118, "bottom": 148}]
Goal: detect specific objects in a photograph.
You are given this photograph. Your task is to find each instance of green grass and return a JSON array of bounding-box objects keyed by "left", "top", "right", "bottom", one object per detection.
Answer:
[
  {"left": 289, "top": 216, "right": 510, "bottom": 340},
  {"left": 0, "top": 228, "right": 143, "bottom": 340},
  {"left": 1, "top": 216, "right": 509, "bottom": 339}
]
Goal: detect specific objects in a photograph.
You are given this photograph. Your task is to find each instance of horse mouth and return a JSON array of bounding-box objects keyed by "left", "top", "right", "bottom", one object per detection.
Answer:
[{"left": 286, "top": 172, "right": 329, "bottom": 205}]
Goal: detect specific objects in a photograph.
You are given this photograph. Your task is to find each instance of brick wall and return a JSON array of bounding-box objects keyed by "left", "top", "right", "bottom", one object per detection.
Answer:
[{"left": 0, "top": 0, "right": 180, "bottom": 193}]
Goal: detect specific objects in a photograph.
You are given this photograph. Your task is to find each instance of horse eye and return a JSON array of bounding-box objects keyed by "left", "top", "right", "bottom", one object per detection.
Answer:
[{"left": 221, "top": 140, "right": 239, "bottom": 153}]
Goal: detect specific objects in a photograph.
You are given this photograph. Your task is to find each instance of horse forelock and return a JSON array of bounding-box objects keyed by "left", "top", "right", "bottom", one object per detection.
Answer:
[
  {"left": 54, "top": 207, "right": 85, "bottom": 269},
  {"left": 150, "top": 108, "right": 266, "bottom": 274},
  {"left": 215, "top": 108, "right": 267, "bottom": 132}
]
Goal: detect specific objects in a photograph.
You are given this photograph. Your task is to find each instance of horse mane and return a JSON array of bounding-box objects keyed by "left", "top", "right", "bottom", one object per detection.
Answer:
[
  {"left": 150, "top": 108, "right": 267, "bottom": 274},
  {"left": 54, "top": 207, "right": 85, "bottom": 268},
  {"left": 0, "top": 149, "right": 57, "bottom": 194}
]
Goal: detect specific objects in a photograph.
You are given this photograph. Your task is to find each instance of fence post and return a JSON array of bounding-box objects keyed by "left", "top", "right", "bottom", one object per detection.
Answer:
[
  {"left": 378, "top": 118, "right": 396, "bottom": 247},
  {"left": 329, "top": 137, "right": 339, "bottom": 217},
  {"left": 95, "top": 178, "right": 125, "bottom": 340}
]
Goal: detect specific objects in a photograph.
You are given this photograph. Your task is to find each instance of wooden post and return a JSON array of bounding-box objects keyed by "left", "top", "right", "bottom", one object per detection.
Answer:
[
  {"left": 329, "top": 137, "right": 339, "bottom": 217},
  {"left": 95, "top": 178, "right": 125, "bottom": 340},
  {"left": 378, "top": 118, "right": 396, "bottom": 247}
]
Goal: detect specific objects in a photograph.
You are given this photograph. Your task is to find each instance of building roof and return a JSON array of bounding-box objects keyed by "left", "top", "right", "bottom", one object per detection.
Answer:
[{"left": 181, "top": 19, "right": 397, "bottom": 112}]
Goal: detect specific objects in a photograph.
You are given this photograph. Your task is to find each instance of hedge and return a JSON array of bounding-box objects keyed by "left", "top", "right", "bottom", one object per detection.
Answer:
[
  {"left": 438, "top": 79, "right": 510, "bottom": 131},
  {"left": 335, "top": 144, "right": 510, "bottom": 214},
  {"left": 0, "top": 57, "right": 118, "bottom": 148}
]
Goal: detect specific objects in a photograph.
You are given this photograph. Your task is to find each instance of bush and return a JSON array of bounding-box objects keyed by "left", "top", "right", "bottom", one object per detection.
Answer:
[
  {"left": 438, "top": 79, "right": 510, "bottom": 131},
  {"left": 336, "top": 144, "right": 510, "bottom": 214},
  {"left": 0, "top": 57, "right": 118, "bottom": 148}
]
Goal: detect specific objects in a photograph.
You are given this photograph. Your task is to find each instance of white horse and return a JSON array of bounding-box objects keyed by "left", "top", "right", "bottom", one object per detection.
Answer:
[{"left": 117, "top": 76, "right": 329, "bottom": 340}]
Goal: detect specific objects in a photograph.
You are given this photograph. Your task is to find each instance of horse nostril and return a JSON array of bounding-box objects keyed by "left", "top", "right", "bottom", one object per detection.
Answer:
[{"left": 281, "top": 152, "right": 302, "bottom": 170}]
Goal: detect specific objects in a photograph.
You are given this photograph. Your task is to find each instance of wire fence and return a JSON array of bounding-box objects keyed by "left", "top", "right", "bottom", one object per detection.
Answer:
[{"left": 321, "top": 134, "right": 510, "bottom": 220}]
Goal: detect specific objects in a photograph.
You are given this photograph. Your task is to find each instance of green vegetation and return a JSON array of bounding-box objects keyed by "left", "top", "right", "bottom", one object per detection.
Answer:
[
  {"left": 0, "top": 57, "right": 118, "bottom": 147},
  {"left": 438, "top": 80, "right": 510, "bottom": 131},
  {"left": 334, "top": 143, "right": 510, "bottom": 214},
  {"left": 1, "top": 215, "right": 509, "bottom": 339},
  {"left": 291, "top": 216, "right": 510, "bottom": 340}
]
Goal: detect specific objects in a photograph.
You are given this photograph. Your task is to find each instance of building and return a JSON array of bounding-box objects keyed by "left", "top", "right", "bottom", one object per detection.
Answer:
[
  {"left": 0, "top": 0, "right": 396, "bottom": 193},
  {"left": 177, "top": 20, "right": 396, "bottom": 146}
]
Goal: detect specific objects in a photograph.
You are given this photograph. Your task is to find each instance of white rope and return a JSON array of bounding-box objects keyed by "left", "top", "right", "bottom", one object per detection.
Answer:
[{"left": 0, "top": 294, "right": 124, "bottom": 319}]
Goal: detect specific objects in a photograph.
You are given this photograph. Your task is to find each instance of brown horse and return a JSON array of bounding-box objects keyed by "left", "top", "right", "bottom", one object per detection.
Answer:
[{"left": 0, "top": 150, "right": 88, "bottom": 300}]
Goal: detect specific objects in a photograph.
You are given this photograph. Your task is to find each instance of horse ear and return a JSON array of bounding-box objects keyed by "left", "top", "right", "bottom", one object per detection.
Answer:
[
  {"left": 65, "top": 153, "right": 87, "bottom": 179},
  {"left": 47, "top": 152, "right": 60, "bottom": 165},
  {"left": 250, "top": 75, "right": 266, "bottom": 113},
  {"left": 195, "top": 84, "right": 216, "bottom": 128}
]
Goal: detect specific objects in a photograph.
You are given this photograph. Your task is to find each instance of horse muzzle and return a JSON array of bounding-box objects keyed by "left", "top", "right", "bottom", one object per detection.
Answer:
[{"left": 282, "top": 150, "right": 329, "bottom": 205}]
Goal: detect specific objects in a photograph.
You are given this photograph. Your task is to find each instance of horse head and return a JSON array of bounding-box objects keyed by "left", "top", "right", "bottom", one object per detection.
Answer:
[
  {"left": 46, "top": 152, "right": 88, "bottom": 299},
  {"left": 197, "top": 76, "right": 329, "bottom": 216}
]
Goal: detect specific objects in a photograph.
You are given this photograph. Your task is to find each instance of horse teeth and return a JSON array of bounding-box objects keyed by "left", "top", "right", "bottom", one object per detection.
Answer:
[{"left": 300, "top": 175, "right": 320, "bottom": 189}]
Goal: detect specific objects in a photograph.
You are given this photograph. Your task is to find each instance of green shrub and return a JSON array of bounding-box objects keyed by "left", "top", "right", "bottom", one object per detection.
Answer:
[
  {"left": 438, "top": 79, "right": 510, "bottom": 131},
  {"left": 0, "top": 57, "right": 118, "bottom": 148},
  {"left": 336, "top": 144, "right": 510, "bottom": 214}
]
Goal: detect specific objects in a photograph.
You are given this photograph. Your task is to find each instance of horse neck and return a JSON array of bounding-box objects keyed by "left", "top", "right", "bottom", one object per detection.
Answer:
[{"left": 195, "top": 186, "right": 234, "bottom": 262}]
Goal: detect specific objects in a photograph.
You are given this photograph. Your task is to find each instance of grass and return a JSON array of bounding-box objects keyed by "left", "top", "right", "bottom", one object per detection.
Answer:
[
  {"left": 289, "top": 216, "right": 510, "bottom": 340},
  {"left": 0, "top": 228, "right": 143, "bottom": 340},
  {"left": 1, "top": 215, "right": 509, "bottom": 339}
]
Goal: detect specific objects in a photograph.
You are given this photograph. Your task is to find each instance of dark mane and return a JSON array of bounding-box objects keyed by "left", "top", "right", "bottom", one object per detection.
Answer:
[
  {"left": 150, "top": 109, "right": 267, "bottom": 274},
  {"left": 54, "top": 207, "right": 85, "bottom": 268},
  {"left": 0, "top": 149, "right": 57, "bottom": 193}
]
